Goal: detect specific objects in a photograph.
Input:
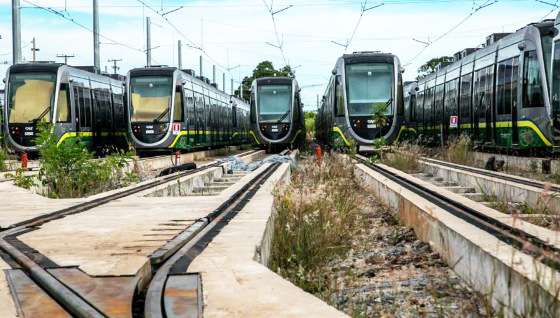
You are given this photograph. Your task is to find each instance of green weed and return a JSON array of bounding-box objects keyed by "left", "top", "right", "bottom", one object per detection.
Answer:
[{"left": 32, "top": 124, "right": 137, "bottom": 198}]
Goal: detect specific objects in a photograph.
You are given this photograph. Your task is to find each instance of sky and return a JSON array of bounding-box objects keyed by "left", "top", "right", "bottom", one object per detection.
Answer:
[{"left": 0, "top": 0, "right": 559, "bottom": 110}]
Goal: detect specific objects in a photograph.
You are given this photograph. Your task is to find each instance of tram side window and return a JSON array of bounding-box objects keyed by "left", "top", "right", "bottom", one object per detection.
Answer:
[
  {"left": 497, "top": 57, "right": 520, "bottom": 115},
  {"left": 424, "top": 88, "right": 433, "bottom": 127},
  {"left": 56, "top": 83, "right": 70, "bottom": 123},
  {"left": 174, "top": 87, "right": 184, "bottom": 122},
  {"left": 459, "top": 73, "right": 472, "bottom": 124},
  {"left": 416, "top": 91, "right": 424, "bottom": 124},
  {"left": 185, "top": 89, "right": 195, "bottom": 128},
  {"left": 523, "top": 51, "right": 544, "bottom": 108},
  {"left": 435, "top": 84, "right": 445, "bottom": 124},
  {"left": 335, "top": 76, "right": 345, "bottom": 117},
  {"left": 111, "top": 86, "right": 125, "bottom": 130},
  {"left": 74, "top": 86, "right": 92, "bottom": 128},
  {"left": 474, "top": 67, "right": 493, "bottom": 120},
  {"left": 445, "top": 79, "right": 459, "bottom": 118}
]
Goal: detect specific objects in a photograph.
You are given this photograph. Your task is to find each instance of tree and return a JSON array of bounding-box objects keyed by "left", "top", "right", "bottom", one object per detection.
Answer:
[
  {"left": 235, "top": 61, "right": 293, "bottom": 101},
  {"left": 417, "top": 56, "right": 454, "bottom": 78}
]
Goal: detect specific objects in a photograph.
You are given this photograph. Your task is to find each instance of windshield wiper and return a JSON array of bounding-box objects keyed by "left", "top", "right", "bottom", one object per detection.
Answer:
[
  {"left": 154, "top": 108, "right": 170, "bottom": 123},
  {"left": 276, "top": 110, "right": 291, "bottom": 124},
  {"left": 384, "top": 98, "right": 393, "bottom": 109},
  {"left": 31, "top": 106, "right": 50, "bottom": 123}
]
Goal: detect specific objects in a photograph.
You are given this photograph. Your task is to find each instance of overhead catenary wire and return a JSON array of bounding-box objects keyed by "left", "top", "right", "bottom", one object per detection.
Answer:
[
  {"left": 403, "top": 0, "right": 498, "bottom": 66},
  {"left": 134, "top": 0, "right": 230, "bottom": 72},
  {"left": 262, "top": 0, "right": 291, "bottom": 67},
  {"left": 334, "top": 0, "right": 385, "bottom": 52},
  {"left": 22, "top": 0, "right": 145, "bottom": 54}
]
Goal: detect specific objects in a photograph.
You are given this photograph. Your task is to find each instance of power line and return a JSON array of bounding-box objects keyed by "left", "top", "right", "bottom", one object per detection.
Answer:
[
  {"left": 134, "top": 0, "right": 231, "bottom": 77},
  {"left": 404, "top": 0, "right": 498, "bottom": 66},
  {"left": 262, "top": 0, "right": 291, "bottom": 67},
  {"left": 22, "top": 0, "right": 144, "bottom": 55}
]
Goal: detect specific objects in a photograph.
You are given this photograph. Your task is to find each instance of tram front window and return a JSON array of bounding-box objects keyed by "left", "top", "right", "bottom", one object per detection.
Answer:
[
  {"left": 130, "top": 76, "right": 173, "bottom": 123},
  {"left": 8, "top": 73, "right": 56, "bottom": 124},
  {"left": 257, "top": 84, "right": 292, "bottom": 123},
  {"left": 345, "top": 63, "right": 394, "bottom": 117}
]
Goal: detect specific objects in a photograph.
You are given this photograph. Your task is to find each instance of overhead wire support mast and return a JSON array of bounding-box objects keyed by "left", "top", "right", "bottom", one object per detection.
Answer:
[{"left": 56, "top": 53, "right": 75, "bottom": 64}]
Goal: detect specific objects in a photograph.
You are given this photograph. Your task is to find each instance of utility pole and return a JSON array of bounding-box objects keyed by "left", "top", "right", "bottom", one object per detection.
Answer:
[
  {"left": 222, "top": 73, "right": 226, "bottom": 93},
  {"left": 231, "top": 78, "right": 234, "bottom": 96},
  {"left": 108, "top": 58, "right": 122, "bottom": 74},
  {"left": 31, "top": 38, "right": 39, "bottom": 62},
  {"left": 199, "top": 55, "right": 203, "bottom": 78},
  {"left": 212, "top": 65, "right": 216, "bottom": 85},
  {"left": 177, "top": 40, "right": 182, "bottom": 69},
  {"left": 56, "top": 53, "right": 75, "bottom": 64},
  {"left": 146, "top": 17, "right": 151, "bottom": 67},
  {"left": 12, "top": 0, "right": 21, "bottom": 64},
  {"left": 93, "top": 0, "right": 100, "bottom": 71}
]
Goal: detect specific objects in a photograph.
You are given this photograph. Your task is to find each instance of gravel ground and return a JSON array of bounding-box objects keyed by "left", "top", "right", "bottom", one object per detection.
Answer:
[{"left": 323, "top": 195, "right": 491, "bottom": 317}]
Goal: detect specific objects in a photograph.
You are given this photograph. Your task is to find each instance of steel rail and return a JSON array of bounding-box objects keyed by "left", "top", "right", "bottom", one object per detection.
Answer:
[
  {"left": 0, "top": 149, "right": 261, "bottom": 317},
  {"left": 353, "top": 155, "right": 560, "bottom": 271},
  {"left": 144, "top": 160, "right": 285, "bottom": 318},
  {"left": 421, "top": 157, "right": 560, "bottom": 192},
  {"left": 4, "top": 149, "right": 261, "bottom": 230}
]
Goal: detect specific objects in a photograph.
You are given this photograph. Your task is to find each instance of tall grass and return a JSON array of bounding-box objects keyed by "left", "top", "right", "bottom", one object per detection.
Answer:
[
  {"left": 271, "top": 154, "right": 362, "bottom": 293},
  {"left": 381, "top": 150, "right": 421, "bottom": 173},
  {"left": 444, "top": 135, "right": 473, "bottom": 165}
]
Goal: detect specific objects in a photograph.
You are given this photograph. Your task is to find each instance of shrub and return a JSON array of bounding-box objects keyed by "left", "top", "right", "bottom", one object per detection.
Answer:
[
  {"left": 34, "top": 124, "right": 137, "bottom": 198},
  {"left": 0, "top": 147, "right": 7, "bottom": 172}
]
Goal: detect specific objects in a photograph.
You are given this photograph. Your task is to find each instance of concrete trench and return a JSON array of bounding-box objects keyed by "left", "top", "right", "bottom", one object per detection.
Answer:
[
  {"left": 420, "top": 160, "right": 560, "bottom": 216},
  {"left": 355, "top": 163, "right": 560, "bottom": 317}
]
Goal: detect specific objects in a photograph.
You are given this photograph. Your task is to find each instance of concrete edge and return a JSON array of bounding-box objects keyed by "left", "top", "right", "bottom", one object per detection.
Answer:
[{"left": 355, "top": 163, "right": 560, "bottom": 317}]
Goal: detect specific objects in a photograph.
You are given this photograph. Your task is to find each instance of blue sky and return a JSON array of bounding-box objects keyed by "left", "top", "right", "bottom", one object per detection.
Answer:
[{"left": 0, "top": 0, "right": 559, "bottom": 109}]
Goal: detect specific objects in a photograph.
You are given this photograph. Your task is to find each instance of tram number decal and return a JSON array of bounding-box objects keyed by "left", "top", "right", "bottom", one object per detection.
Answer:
[
  {"left": 449, "top": 116, "right": 458, "bottom": 128},
  {"left": 172, "top": 123, "right": 181, "bottom": 135}
]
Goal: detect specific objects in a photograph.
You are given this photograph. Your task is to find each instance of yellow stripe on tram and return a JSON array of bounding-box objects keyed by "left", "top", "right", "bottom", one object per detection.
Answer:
[{"left": 332, "top": 126, "right": 351, "bottom": 147}]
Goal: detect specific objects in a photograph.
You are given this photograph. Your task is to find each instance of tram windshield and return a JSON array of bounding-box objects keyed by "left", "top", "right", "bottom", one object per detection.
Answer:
[
  {"left": 345, "top": 63, "right": 394, "bottom": 117},
  {"left": 130, "top": 76, "right": 173, "bottom": 123},
  {"left": 8, "top": 73, "right": 56, "bottom": 124},
  {"left": 257, "top": 84, "right": 292, "bottom": 123}
]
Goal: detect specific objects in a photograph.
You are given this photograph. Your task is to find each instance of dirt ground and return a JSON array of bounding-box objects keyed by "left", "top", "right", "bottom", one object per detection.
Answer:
[
  {"left": 324, "top": 194, "right": 491, "bottom": 317},
  {"left": 272, "top": 155, "right": 492, "bottom": 317}
]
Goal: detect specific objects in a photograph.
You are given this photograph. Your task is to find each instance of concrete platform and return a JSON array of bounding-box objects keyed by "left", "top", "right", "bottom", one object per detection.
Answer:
[
  {"left": 421, "top": 160, "right": 560, "bottom": 215},
  {"left": 187, "top": 156, "right": 347, "bottom": 318},
  {"left": 355, "top": 163, "right": 560, "bottom": 317}
]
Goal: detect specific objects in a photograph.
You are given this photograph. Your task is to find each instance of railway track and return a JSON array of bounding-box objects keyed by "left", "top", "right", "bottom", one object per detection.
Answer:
[
  {"left": 421, "top": 157, "right": 560, "bottom": 192},
  {"left": 353, "top": 155, "right": 560, "bottom": 271},
  {"left": 0, "top": 149, "right": 284, "bottom": 318}
]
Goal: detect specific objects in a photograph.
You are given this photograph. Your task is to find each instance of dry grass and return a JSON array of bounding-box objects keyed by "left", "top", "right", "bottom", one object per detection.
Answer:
[
  {"left": 381, "top": 151, "right": 421, "bottom": 173},
  {"left": 443, "top": 135, "right": 474, "bottom": 166},
  {"left": 270, "top": 154, "right": 363, "bottom": 293}
]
